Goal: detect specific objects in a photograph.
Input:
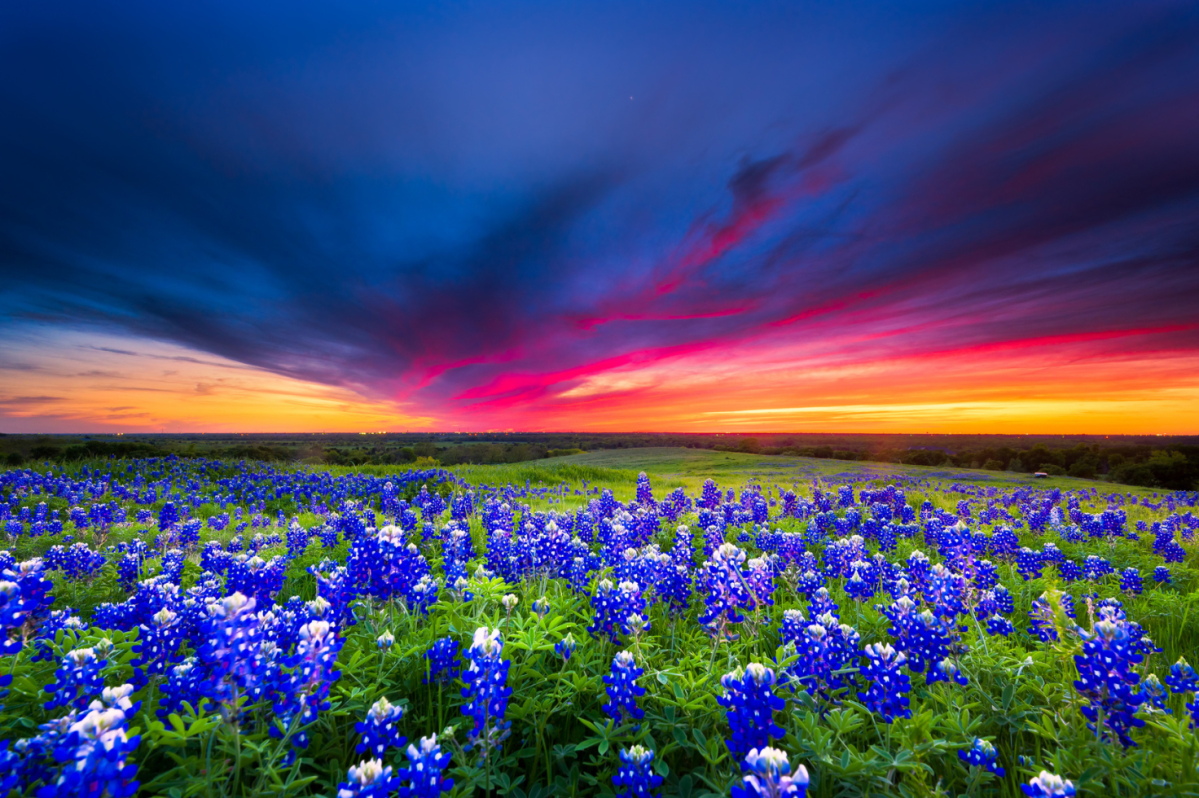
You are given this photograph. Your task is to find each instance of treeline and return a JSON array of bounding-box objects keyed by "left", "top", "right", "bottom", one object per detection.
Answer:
[
  {"left": 2, "top": 432, "right": 1196, "bottom": 489},
  {"left": 890, "top": 442, "right": 1199, "bottom": 491}
]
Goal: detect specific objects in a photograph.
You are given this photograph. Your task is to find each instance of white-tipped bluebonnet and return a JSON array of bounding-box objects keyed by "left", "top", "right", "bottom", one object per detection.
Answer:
[
  {"left": 613, "top": 745, "right": 662, "bottom": 798},
  {"left": 44, "top": 645, "right": 107, "bottom": 712},
  {"left": 1074, "top": 612, "right": 1145, "bottom": 747},
  {"left": 337, "top": 758, "right": 402, "bottom": 798},
  {"left": 555, "top": 633, "right": 577, "bottom": 662},
  {"left": 1021, "top": 771, "right": 1075, "bottom": 797},
  {"left": 957, "top": 737, "right": 1003, "bottom": 776},
  {"left": 1165, "top": 657, "right": 1197, "bottom": 694},
  {"left": 424, "top": 637, "right": 461, "bottom": 684},
  {"left": 719, "top": 663, "right": 785, "bottom": 760},
  {"left": 732, "top": 747, "right": 809, "bottom": 798},
  {"left": 1119, "top": 568, "right": 1142, "bottom": 595},
  {"left": 400, "top": 734, "right": 454, "bottom": 798},
  {"left": 460, "top": 626, "right": 512, "bottom": 756},
  {"left": 602, "top": 650, "right": 646, "bottom": 728},
  {"left": 355, "top": 696, "right": 406, "bottom": 756},
  {"left": 858, "top": 643, "right": 911, "bottom": 722}
]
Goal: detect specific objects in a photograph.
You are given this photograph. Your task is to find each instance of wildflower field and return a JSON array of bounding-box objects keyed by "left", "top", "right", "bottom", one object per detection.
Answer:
[{"left": 0, "top": 451, "right": 1196, "bottom": 798}]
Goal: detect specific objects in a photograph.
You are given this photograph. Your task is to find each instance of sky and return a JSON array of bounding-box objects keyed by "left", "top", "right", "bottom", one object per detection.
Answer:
[{"left": 2, "top": 0, "right": 1198, "bottom": 434}]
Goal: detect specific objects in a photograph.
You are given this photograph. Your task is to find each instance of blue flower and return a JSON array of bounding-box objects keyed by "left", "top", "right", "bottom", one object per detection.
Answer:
[
  {"left": 46, "top": 703, "right": 142, "bottom": 798},
  {"left": 613, "top": 745, "right": 663, "bottom": 798},
  {"left": 1165, "top": 657, "right": 1197, "bottom": 694},
  {"left": 1118, "top": 568, "right": 1142, "bottom": 595},
  {"left": 399, "top": 734, "right": 454, "bottom": 798},
  {"left": 1021, "top": 771, "right": 1075, "bottom": 797},
  {"left": 731, "top": 747, "right": 809, "bottom": 798},
  {"left": 44, "top": 645, "right": 107, "bottom": 712},
  {"left": 337, "top": 758, "right": 402, "bottom": 798},
  {"left": 555, "top": 633, "right": 577, "bottom": 662},
  {"left": 424, "top": 637, "right": 461, "bottom": 685},
  {"left": 957, "top": 737, "right": 1004, "bottom": 776},
  {"left": 719, "top": 663, "right": 786, "bottom": 760},
  {"left": 1073, "top": 611, "right": 1145, "bottom": 747},
  {"left": 985, "top": 614, "right": 1013, "bottom": 637},
  {"left": 602, "top": 650, "right": 646, "bottom": 728},
  {"left": 355, "top": 696, "right": 406, "bottom": 757},
  {"left": 858, "top": 643, "right": 911, "bottom": 723},
  {"left": 460, "top": 626, "right": 512, "bottom": 756}
]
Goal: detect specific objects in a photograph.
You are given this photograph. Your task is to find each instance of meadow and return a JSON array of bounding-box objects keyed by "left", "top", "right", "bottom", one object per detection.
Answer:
[{"left": 0, "top": 448, "right": 1196, "bottom": 798}]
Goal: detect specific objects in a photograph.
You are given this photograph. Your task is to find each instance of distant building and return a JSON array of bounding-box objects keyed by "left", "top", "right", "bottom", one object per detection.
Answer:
[{"left": 1033, "top": 471, "right": 1049, "bottom": 478}]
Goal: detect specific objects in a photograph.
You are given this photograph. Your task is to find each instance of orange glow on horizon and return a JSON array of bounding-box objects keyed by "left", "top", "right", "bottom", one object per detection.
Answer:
[{"left": 1, "top": 325, "right": 1196, "bottom": 434}]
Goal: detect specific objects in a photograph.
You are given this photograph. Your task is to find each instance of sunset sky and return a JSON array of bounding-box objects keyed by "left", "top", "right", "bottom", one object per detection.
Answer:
[{"left": 2, "top": 1, "right": 1198, "bottom": 433}]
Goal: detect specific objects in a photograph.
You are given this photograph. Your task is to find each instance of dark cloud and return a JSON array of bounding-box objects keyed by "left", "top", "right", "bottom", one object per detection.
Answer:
[{"left": 0, "top": 0, "right": 1197, "bottom": 421}]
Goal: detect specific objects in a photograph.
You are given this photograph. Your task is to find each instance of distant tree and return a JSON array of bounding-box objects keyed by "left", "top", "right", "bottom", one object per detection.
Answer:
[
  {"left": 738, "top": 437, "right": 761, "bottom": 453},
  {"left": 1039, "top": 463, "right": 1067, "bottom": 476},
  {"left": 1110, "top": 461, "right": 1157, "bottom": 487},
  {"left": 1068, "top": 459, "right": 1097, "bottom": 479},
  {"left": 4, "top": 452, "right": 24, "bottom": 467},
  {"left": 981, "top": 459, "right": 1004, "bottom": 471},
  {"left": 413, "top": 441, "right": 438, "bottom": 458},
  {"left": 1006, "top": 458, "right": 1025, "bottom": 473}
]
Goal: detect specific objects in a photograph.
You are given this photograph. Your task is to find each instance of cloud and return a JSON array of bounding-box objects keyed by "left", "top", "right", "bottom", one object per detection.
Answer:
[{"left": 0, "top": 1, "right": 1196, "bottom": 431}]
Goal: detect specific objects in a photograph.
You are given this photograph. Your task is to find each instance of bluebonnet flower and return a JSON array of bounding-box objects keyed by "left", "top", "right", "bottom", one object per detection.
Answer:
[
  {"left": 613, "top": 745, "right": 662, "bottom": 798},
  {"left": 399, "top": 734, "right": 455, "bottom": 798},
  {"left": 857, "top": 643, "right": 911, "bottom": 722},
  {"left": 1083, "top": 555, "right": 1114, "bottom": 581},
  {"left": 337, "top": 758, "right": 402, "bottom": 798},
  {"left": 1021, "top": 771, "right": 1075, "bottom": 797},
  {"left": 1165, "top": 657, "right": 1197, "bottom": 694},
  {"left": 2, "top": 558, "right": 56, "bottom": 657},
  {"left": 602, "top": 650, "right": 646, "bottom": 728},
  {"left": 460, "top": 626, "right": 512, "bottom": 756},
  {"left": 555, "top": 633, "right": 577, "bottom": 662},
  {"left": 1152, "top": 566, "right": 1171, "bottom": 584},
  {"left": 272, "top": 618, "right": 344, "bottom": 750},
  {"left": 719, "top": 663, "right": 786, "bottom": 760},
  {"left": 157, "top": 502, "right": 179, "bottom": 533},
  {"left": 958, "top": 737, "right": 1004, "bottom": 776},
  {"left": 532, "top": 597, "right": 550, "bottom": 618},
  {"left": 1028, "top": 598, "right": 1060, "bottom": 643},
  {"left": 985, "top": 615, "right": 1013, "bottom": 637},
  {"left": 732, "top": 747, "right": 809, "bottom": 798},
  {"left": 587, "top": 579, "right": 629, "bottom": 644},
  {"left": 355, "top": 696, "right": 406, "bottom": 756},
  {"left": 929, "top": 658, "right": 969, "bottom": 687},
  {"left": 377, "top": 632, "right": 395, "bottom": 649},
  {"left": 44, "top": 703, "right": 142, "bottom": 798},
  {"left": 795, "top": 570, "right": 824, "bottom": 600},
  {"left": 1016, "top": 548, "right": 1043, "bottom": 581},
  {"left": 226, "top": 554, "right": 288, "bottom": 603},
  {"left": 196, "top": 592, "right": 273, "bottom": 717},
  {"left": 131, "top": 606, "right": 185, "bottom": 689},
  {"left": 424, "top": 637, "right": 461, "bottom": 684},
  {"left": 845, "top": 570, "right": 874, "bottom": 603},
  {"left": 698, "top": 543, "right": 760, "bottom": 641},
  {"left": 787, "top": 616, "right": 860, "bottom": 703},
  {"left": 1119, "top": 568, "right": 1142, "bottom": 595},
  {"left": 44, "top": 645, "right": 108, "bottom": 712},
  {"left": 1139, "top": 674, "right": 1170, "bottom": 714},
  {"left": 1073, "top": 613, "right": 1145, "bottom": 747}
]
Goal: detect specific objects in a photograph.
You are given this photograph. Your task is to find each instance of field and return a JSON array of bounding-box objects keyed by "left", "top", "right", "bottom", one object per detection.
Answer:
[{"left": 0, "top": 447, "right": 1196, "bottom": 798}]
